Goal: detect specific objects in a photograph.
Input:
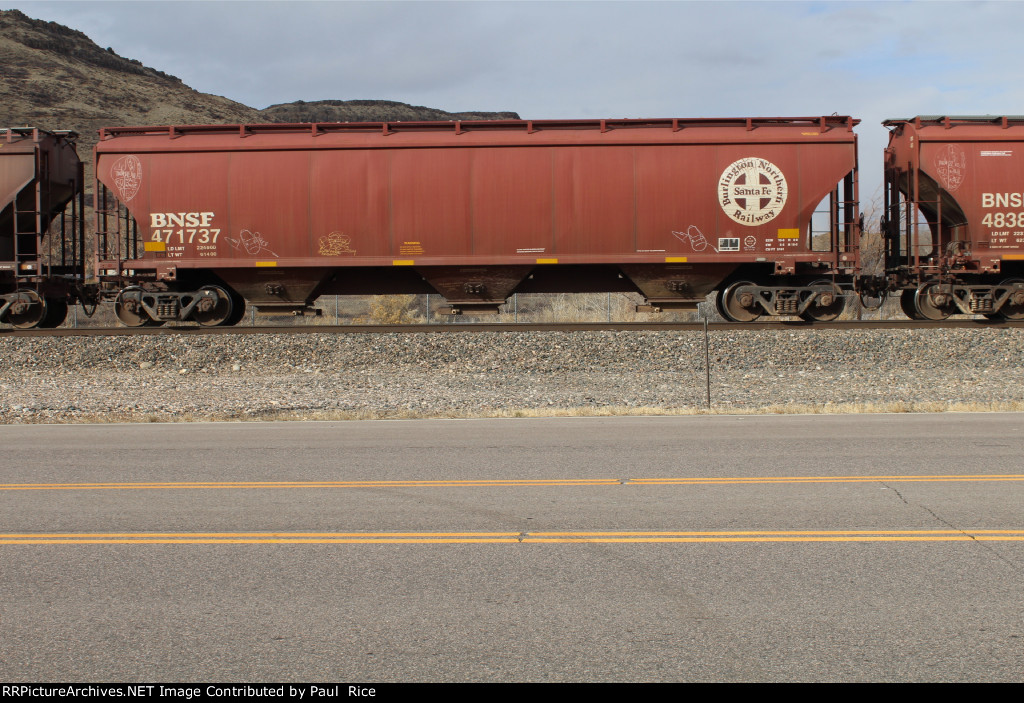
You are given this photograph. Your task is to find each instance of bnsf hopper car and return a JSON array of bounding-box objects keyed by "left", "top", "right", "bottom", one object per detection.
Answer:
[
  {"left": 884, "top": 115, "right": 1024, "bottom": 320},
  {"left": 92, "top": 116, "right": 861, "bottom": 326},
  {"left": 0, "top": 128, "right": 85, "bottom": 328}
]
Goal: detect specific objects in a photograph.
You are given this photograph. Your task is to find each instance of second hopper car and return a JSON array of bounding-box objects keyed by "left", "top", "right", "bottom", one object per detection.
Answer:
[{"left": 884, "top": 115, "right": 1024, "bottom": 320}]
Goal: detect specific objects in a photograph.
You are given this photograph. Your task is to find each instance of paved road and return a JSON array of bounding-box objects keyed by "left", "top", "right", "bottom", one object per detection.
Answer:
[{"left": 1, "top": 414, "right": 1022, "bottom": 681}]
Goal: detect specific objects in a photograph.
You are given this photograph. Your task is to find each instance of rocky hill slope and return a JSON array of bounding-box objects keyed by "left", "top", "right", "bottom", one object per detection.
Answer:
[
  {"left": 0, "top": 9, "right": 263, "bottom": 143},
  {"left": 261, "top": 99, "right": 519, "bottom": 123},
  {"left": 0, "top": 8, "right": 518, "bottom": 151}
]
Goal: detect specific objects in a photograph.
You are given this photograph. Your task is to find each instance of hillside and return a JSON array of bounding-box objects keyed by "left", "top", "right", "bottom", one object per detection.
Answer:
[
  {"left": 0, "top": 9, "right": 264, "bottom": 144},
  {"left": 262, "top": 99, "right": 518, "bottom": 123},
  {"left": 0, "top": 8, "right": 519, "bottom": 152}
]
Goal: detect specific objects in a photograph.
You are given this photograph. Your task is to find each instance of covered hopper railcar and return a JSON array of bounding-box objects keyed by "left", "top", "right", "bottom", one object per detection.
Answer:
[
  {"left": 92, "top": 116, "right": 862, "bottom": 326},
  {"left": 884, "top": 116, "right": 1024, "bottom": 320},
  {"left": 0, "top": 128, "right": 86, "bottom": 328}
]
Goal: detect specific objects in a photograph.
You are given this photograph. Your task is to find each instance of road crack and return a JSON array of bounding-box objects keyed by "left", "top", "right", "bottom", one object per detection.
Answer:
[
  {"left": 881, "top": 481, "right": 1023, "bottom": 574},
  {"left": 881, "top": 482, "right": 909, "bottom": 504}
]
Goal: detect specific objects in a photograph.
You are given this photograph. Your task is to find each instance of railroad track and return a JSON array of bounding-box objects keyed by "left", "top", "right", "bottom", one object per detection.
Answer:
[{"left": 2, "top": 319, "right": 1024, "bottom": 337}]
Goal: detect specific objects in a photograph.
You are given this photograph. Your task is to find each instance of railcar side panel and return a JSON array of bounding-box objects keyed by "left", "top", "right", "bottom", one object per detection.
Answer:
[
  {"left": 469, "top": 147, "right": 553, "bottom": 257},
  {"left": 551, "top": 146, "right": 635, "bottom": 256},
  {"left": 634, "top": 144, "right": 711, "bottom": 254},
  {"left": 389, "top": 149, "right": 474, "bottom": 258},
  {"left": 229, "top": 151, "right": 311, "bottom": 260},
  {"left": 309, "top": 150, "right": 390, "bottom": 259}
]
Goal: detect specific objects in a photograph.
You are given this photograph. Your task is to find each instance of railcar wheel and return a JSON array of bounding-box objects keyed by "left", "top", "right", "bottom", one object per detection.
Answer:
[
  {"left": 900, "top": 290, "right": 924, "bottom": 320},
  {"left": 222, "top": 289, "right": 246, "bottom": 327},
  {"left": 114, "top": 287, "right": 154, "bottom": 327},
  {"left": 914, "top": 284, "right": 955, "bottom": 321},
  {"left": 716, "top": 281, "right": 762, "bottom": 322},
  {"left": 191, "top": 285, "right": 234, "bottom": 327},
  {"left": 997, "top": 278, "right": 1024, "bottom": 320},
  {"left": 799, "top": 280, "right": 845, "bottom": 322},
  {"left": 38, "top": 298, "right": 69, "bottom": 329},
  {"left": 5, "top": 289, "right": 47, "bottom": 329}
]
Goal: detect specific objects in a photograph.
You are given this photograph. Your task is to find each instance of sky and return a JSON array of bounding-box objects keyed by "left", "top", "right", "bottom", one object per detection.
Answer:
[{"left": 6, "top": 0, "right": 1024, "bottom": 203}]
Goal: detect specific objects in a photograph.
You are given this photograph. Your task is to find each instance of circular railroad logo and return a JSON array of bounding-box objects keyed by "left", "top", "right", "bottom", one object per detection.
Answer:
[
  {"left": 110, "top": 155, "right": 142, "bottom": 202},
  {"left": 718, "top": 158, "right": 787, "bottom": 226},
  {"left": 934, "top": 144, "right": 966, "bottom": 192}
]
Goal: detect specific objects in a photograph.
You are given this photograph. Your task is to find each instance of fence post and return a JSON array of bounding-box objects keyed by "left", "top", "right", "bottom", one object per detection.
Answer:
[{"left": 704, "top": 315, "right": 711, "bottom": 408}]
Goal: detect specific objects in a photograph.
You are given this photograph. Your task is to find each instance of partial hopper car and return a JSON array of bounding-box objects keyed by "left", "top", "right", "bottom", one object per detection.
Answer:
[
  {"left": 883, "top": 115, "right": 1024, "bottom": 320},
  {"left": 0, "top": 128, "right": 86, "bottom": 328}
]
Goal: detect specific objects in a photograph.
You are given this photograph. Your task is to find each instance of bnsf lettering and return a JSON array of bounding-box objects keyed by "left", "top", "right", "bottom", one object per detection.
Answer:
[
  {"left": 150, "top": 212, "right": 216, "bottom": 227},
  {"left": 982, "top": 193, "right": 1024, "bottom": 208}
]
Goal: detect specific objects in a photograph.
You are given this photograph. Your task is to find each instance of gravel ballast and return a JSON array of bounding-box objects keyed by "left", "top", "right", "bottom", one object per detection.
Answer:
[{"left": 0, "top": 328, "right": 1021, "bottom": 423}]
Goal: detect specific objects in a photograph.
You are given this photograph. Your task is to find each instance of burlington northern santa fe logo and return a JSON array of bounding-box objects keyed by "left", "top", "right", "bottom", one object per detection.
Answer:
[{"left": 718, "top": 158, "right": 787, "bottom": 225}]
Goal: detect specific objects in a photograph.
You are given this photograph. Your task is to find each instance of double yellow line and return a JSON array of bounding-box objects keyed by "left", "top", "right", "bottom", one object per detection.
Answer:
[
  {"left": 2, "top": 474, "right": 1023, "bottom": 491},
  {"left": 0, "top": 478, "right": 622, "bottom": 491},
  {"left": 2, "top": 530, "right": 1023, "bottom": 545}
]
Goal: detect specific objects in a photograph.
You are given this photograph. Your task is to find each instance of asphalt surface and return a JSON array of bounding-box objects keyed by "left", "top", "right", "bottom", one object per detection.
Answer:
[{"left": 1, "top": 414, "right": 1022, "bottom": 682}]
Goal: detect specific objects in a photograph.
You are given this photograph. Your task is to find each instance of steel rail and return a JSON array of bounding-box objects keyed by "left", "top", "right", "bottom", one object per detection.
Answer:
[{"left": 2, "top": 319, "right": 1024, "bottom": 338}]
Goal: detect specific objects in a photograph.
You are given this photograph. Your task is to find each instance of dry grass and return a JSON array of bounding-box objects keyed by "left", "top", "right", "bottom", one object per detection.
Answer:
[
  {"left": 366, "top": 295, "right": 423, "bottom": 324},
  {"left": 8, "top": 400, "right": 1024, "bottom": 425}
]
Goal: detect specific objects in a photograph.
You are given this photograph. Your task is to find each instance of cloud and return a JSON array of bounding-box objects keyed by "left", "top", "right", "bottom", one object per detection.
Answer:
[{"left": 9, "top": 0, "right": 1024, "bottom": 198}]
